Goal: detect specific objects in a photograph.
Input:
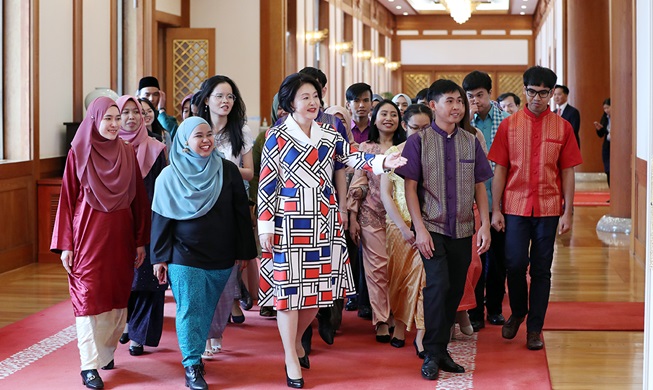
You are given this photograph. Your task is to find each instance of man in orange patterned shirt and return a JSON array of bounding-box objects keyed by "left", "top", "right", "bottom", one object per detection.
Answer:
[{"left": 487, "top": 66, "right": 582, "bottom": 351}]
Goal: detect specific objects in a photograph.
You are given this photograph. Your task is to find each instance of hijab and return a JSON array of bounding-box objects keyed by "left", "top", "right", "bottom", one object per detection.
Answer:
[
  {"left": 71, "top": 96, "right": 137, "bottom": 212},
  {"left": 151, "top": 117, "right": 224, "bottom": 220},
  {"left": 117, "top": 96, "right": 166, "bottom": 178},
  {"left": 270, "top": 93, "right": 281, "bottom": 124},
  {"left": 392, "top": 93, "right": 412, "bottom": 105},
  {"left": 324, "top": 105, "right": 354, "bottom": 144}
]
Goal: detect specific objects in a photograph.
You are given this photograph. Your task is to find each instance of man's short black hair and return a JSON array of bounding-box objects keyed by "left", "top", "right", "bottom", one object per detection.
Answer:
[
  {"left": 277, "top": 73, "right": 322, "bottom": 114},
  {"left": 427, "top": 79, "right": 461, "bottom": 103},
  {"left": 346, "top": 83, "right": 373, "bottom": 102},
  {"left": 415, "top": 88, "right": 429, "bottom": 102},
  {"left": 497, "top": 92, "right": 521, "bottom": 106},
  {"left": 523, "top": 66, "right": 557, "bottom": 89},
  {"left": 554, "top": 84, "right": 570, "bottom": 95},
  {"left": 299, "top": 67, "right": 327, "bottom": 88},
  {"left": 462, "top": 70, "right": 492, "bottom": 92}
]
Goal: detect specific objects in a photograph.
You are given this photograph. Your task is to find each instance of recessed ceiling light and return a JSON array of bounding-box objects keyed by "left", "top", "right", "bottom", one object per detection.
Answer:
[
  {"left": 521, "top": 5, "right": 527, "bottom": 9},
  {"left": 388, "top": 0, "right": 394, "bottom": 2},
  {"left": 520, "top": 11, "right": 525, "bottom": 15},
  {"left": 396, "top": 5, "right": 402, "bottom": 9},
  {"left": 403, "top": 12, "right": 408, "bottom": 15}
]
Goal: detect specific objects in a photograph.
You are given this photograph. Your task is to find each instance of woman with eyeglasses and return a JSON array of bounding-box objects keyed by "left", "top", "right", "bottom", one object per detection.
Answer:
[
  {"left": 380, "top": 103, "right": 432, "bottom": 353},
  {"left": 196, "top": 75, "right": 255, "bottom": 357}
]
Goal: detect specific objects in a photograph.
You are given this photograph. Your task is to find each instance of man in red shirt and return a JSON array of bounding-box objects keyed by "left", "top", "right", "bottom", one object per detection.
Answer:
[{"left": 487, "top": 66, "right": 582, "bottom": 350}]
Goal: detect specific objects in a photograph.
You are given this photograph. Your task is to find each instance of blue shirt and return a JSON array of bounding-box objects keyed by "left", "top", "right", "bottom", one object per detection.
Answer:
[{"left": 471, "top": 102, "right": 509, "bottom": 208}]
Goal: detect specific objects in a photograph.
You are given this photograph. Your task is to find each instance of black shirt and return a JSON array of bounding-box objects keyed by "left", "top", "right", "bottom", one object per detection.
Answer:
[{"left": 150, "top": 159, "right": 257, "bottom": 270}]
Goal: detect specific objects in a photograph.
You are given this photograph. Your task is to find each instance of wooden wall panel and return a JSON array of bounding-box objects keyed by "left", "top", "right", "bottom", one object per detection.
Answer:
[{"left": 0, "top": 174, "right": 36, "bottom": 273}]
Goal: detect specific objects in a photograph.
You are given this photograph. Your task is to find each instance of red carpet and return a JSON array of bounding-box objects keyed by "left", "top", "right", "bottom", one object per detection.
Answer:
[
  {"left": 543, "top": 301, "right": 644, "bottom": 331},
  {"left": 573, "top": 191, "right": 610, "bottom": 206},
  {"left": 0, "top": 296, "right": 552, "bottom": 389}
]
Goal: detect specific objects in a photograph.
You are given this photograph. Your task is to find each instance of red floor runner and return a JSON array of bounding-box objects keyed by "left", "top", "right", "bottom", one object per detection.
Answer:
[
  {"left": 0, "top": 297, "right": 553, "bottom": 389},
  {"left": 573, "top": 191, "right": 610, "bottom": 206},
  {"left": 543, "top": 301, "right": 644, "bottom": 331}
]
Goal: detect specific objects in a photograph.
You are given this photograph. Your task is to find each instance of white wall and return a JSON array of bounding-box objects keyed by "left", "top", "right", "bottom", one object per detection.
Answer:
[
  {"left": 190, "top": 0, "right": 261, "bottom": 130},
  {"left": 39, "top": 0, "right": 73, "bottom": 158},
  {"left": 156, "top": 0, "right": 181, "bottom": 16},
  {"left": 83, "top": 0, "right": 112, "bottom": 110},
  {"left": 401, "top": 39, "right": 529, "bottom": 65}
]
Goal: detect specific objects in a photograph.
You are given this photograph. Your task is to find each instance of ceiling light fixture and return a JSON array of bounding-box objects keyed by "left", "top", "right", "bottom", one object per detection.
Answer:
[
  {"left": 521, "top": 5, "right": 527, "bottom": 9},
  {"left": 442, "top": 0, "right": 475, "bottom": 24},
  {"left": 396, "top": 5, "right": 402, "bottom": 9},
  {"left": 403, "top": 12, "right": 408, "bottom": 15}
]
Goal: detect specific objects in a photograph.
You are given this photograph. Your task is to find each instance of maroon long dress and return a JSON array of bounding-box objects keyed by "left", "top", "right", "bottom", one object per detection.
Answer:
[{"left": 51, "top": 147, "right": 150, "bottom": 317}]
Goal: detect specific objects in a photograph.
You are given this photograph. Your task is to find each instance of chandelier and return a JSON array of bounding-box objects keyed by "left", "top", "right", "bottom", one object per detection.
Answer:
[
  {"left": 444, "top": 0, "right": 473, "bottom": 24},
  {"left": 443, "top": 0, "right": 475, "bottom": 24}
]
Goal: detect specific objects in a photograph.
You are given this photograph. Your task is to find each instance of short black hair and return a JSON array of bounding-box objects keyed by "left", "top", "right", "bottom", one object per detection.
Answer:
[
  {"left": 497, "top": 92, "right": 521, "bottom": 106},
  {"left": 427, "top": 79, "right": 462, "bottom": 103},
  {"left": 402, "top": 103, "right": 433, "bottom": 124},
  {"left": 603, "top": 97, "right": 611, "bottom": 106},
  {"left": 554, "top": 84, "right": 570, "bottom": 95},
  {"left": 523, "top": 66, "right": 557, "bottom": 89},
  {"left": 277, "top": 73, "right": 322, "bottom": 114},
  {"left": 415, "top": 88, "right": 429, "bottom": 103},
  {"left": 346, "top": 83, "right": 373, "bottom": 102},
  {"left": 368, "top": 100, "right": 406, "bottom": 146},
  {"left": 299, "top": 67, "right": 327, "bottom": 87},
  {"left": 462, "top": 70, "right": 492, "bottom": 92}
]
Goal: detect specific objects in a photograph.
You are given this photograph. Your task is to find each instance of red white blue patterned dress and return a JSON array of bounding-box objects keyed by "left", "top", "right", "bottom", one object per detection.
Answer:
[{"left": 257, "top": 115, "right": 384, "bottom": 310}]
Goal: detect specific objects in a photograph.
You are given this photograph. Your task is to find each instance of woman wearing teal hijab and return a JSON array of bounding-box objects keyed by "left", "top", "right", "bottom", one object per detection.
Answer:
[{"left": 150, "top": 117, "right": 257, "bottom": 390}]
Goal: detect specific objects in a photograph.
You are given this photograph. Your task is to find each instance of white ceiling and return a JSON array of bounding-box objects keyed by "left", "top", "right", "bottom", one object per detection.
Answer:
[{"left": 378, "top": 0, "right": 538, "bottom": 17}]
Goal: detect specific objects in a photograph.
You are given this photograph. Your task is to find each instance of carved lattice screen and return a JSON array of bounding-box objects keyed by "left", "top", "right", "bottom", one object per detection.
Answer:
[
  {"left": 497, "top": 72, "right": 524, "bottom": 98},
  {"left": 171, "top": 39, "right": 210, "bottom": 119},
  {"left": 402, "top": 72, "right": 431, "bottom": 99}
]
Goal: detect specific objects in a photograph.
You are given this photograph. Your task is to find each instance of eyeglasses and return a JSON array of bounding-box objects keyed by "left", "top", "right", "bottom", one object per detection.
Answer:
[
  {"left": 525, "top": 88, "right": 552, "bottom": 98},
  {"left": 210, "top": 93, "right": 237, "bottom": 102},
  {"left": 406, "top": 124, "right": 431, "bottom": 132}
]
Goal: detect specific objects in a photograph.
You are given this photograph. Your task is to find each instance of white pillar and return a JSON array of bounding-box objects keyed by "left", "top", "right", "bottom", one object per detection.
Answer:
[{"left": 640, "top": 0, "right": 653, "bottom": 386}]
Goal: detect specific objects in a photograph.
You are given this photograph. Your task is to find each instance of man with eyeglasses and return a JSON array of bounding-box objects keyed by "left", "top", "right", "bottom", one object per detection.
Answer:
[
  {"left": 487, "top": 66, "right": 582, "bottom": 351},
  {"left": 137, "top": 76, "right": 178, "bottom": 137},
  {"left": 462, "top": 70, "right": 510, "bottom": 333}
]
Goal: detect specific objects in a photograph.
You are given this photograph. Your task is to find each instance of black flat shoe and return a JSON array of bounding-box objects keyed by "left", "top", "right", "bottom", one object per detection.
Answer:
[
  {"left": 185, "top": 364, "right": 208, "bottom": 390},
  {"left": 100, "top": 359, "right": 114, "bottom": 370},
  {"left": 129, "top": 344, "right": 144, "bottom": 356},
  {"left": 298, "top": 354, "right": 310, "bottom": 369},
  {"left": 375, "top": 322, "right": 391, "bottom": 343},
  {"left": 81, "top": 369, "right": 104, "bottom": 389},
  {"left": 413, "top": 339, "right": 426, "bottom": 359},
  {"left": 285, "top": 365, "right": 304, "bottom": 388},
  {"left": 230, "top": 313, "right": 246, "bottom": 324},
  {"left": 119, "top": 333, "right": 129, "bottom": 344},
  {"left": 390, "top": 337, "right": 405, "bottom": 348},
  {"left": 376, "top": 334, "right": 391, "bottom": 343}
]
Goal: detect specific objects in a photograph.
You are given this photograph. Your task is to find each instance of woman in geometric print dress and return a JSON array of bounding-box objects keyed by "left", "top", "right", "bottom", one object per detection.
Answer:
[{"left": 257, "top": 73, "right": 407, "bottom": 388}]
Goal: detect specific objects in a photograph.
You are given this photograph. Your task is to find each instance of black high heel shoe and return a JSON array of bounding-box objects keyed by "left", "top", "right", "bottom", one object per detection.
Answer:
[
  {"left": 413, "top": 339, "right": 426, "bottom": 359},
  {"left": 285, "top": 365, "right": 304, "bottom": 388},
  {"left": 298, "top": 354, "right": 310, "bottom": 369}
]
